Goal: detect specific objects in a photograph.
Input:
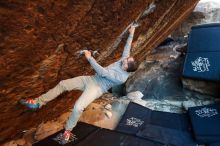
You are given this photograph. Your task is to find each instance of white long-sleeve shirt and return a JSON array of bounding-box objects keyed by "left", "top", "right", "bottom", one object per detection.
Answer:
[{"left": 87, "top": 33, "right": 134, "bottom": 92}]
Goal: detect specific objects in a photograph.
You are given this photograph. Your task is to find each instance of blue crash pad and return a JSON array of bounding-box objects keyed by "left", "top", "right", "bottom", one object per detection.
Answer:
[
  {"left": 33, "top": 122, "right": 100, "bottom": 146},
  {"left": 183, "top": 52, "right": 220, "bottom": 81},
  {"left": 183, "top": 23, "right": 220, "bottom": 81},
  {"left": 76, "top": 129, "right": 163, "bottom": 146},
  {"left": 137, "top": 124, "right": 196, "bottom": 146},
  {"left": 116, "top": 102, "right": 197, "bottom": 146},
  {"left": 188, "top": 23, "right": 220, "bottom": 53},
  {"left": 209, "top": 142, "right": 220, "bottom": 146},
  {"left": 188, "top": 103, "right": 220, "bottom": 144},
  {"left": 115, "top": 102, "right": 151, "bottom": 135}
]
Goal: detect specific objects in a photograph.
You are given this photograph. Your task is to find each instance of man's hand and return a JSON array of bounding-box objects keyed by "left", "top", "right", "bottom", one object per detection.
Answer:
[
  {"left": 129, "top": 25, "right": 135, "bottom": 34},
  {"left": 84, "top": 50, "right": 92, "bottom": 59}
]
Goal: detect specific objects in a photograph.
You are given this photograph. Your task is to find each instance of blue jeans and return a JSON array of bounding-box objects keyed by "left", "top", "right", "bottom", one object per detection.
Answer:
[{"left": 36, "top": 76, "right": 104, "bottom": 131}]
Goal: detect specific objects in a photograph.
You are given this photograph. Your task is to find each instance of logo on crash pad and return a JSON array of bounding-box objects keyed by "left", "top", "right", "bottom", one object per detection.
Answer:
[
  {"left": 195, "top": 107, "right": 218, "bottom": 118},
  {"left": 191, "top": 57, "right": 210, "bottom": 72},
  {"left": 126, "top": 117, "right": 144, "bottom": 127}
]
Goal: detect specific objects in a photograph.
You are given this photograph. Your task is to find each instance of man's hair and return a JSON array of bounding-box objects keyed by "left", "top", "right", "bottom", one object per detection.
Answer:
[{"left": 127, "top": 59, "right": 138, "bottom": 72}]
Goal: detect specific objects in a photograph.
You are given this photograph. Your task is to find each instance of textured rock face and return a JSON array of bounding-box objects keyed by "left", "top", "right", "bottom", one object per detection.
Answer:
[
  {"left": 0, "top": 0, "right": 198, "bottom": 143},
  {"left": 171, "top": 1, "right": 220, "bottom": 41},
  {"left": 171, "top": 11, "right": 205, "bottom": 41},
  {"left": 182, "top": 78, "right": 220, "bottom": 96},
  {"left": 126, "top": 43, "right": 185, "bottom": 100}
]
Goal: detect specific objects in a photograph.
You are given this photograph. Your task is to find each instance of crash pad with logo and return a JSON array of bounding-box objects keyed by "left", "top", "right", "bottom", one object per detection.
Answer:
[{"left": 188, "top": 103, "right": 220, "bottom": 144}]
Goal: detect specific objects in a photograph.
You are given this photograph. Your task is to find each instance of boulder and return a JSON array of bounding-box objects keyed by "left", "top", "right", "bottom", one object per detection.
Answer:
[
  {"left": 0, "top": 0, "right": 199, "bottom": 143},
  {"left": 126, "top": 42, "right": 219, "bottom": 105},
  {"left": 182, "top": 78, "right": 220, "bottom": 97}
]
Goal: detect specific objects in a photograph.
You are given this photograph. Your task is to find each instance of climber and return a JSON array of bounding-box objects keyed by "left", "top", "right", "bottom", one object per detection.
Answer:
[{"left": 19, "top": 24, "right": 138, "bottom": 142}]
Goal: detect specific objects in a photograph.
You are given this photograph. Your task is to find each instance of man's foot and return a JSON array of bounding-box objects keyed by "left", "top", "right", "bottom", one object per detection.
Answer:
[
  {"left": 19, "top": 98, "right": 40, "bottom": 110},
  {"left": 63, "top": 130, "right": 74, "bottom": 141},
  {"left": 53, "top": 130, "right": 76, "bottom": 145}
]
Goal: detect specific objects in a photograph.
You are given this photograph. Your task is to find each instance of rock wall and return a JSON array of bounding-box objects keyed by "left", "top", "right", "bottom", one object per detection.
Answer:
[
  {"left": 0, "top": 0, "right": 198, "bottom": 143},
  {"left": 171, "top": 11, "right": 205, "bottom": 41}
]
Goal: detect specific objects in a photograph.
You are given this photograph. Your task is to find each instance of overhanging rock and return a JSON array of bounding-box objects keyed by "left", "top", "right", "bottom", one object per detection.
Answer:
[{"left": 0, "top": 0, "right": 199, "bottom": 143}]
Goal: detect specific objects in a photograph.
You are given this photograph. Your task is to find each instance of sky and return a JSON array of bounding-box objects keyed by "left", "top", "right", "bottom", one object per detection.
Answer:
[{"left": 200, "top": 0, "right": 220, "bottom": 3}]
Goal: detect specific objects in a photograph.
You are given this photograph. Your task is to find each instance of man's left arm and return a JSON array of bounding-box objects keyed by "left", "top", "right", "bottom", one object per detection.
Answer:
[{"left": 121, "top": 26, "right": 136, "bottom": 58}]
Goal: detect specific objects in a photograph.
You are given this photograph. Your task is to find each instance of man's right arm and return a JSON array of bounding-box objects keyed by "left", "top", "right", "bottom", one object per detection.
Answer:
[
  {"left": 87, "top": 57, "right": 110, "bottom": 77},
  {"left": 88, "top": 57, "right": 124, "bottom": 82},
  {"left": 84, "top": 50, "right": 111, "bottom": 77}
]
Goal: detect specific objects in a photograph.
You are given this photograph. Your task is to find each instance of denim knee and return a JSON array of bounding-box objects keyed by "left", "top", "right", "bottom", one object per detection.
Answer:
[{"left": 73, "top": 102, "right": 85, "bottom": 114}]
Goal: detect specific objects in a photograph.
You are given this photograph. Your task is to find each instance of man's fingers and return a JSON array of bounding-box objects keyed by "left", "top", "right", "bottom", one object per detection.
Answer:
[
  {"left": 84, "top": 50, "right": 92, "bottom": 59},
  {"left": 84, "top": 50, "right": 89, "bottom": 53},
  {"left": 129, "top": 27, "right": 135, "bottom": 34}
]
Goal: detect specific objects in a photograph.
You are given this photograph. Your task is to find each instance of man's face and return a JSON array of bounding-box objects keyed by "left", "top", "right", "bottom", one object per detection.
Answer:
[{"left": 122, "top": 57, "right": 134, "bottom": 71}]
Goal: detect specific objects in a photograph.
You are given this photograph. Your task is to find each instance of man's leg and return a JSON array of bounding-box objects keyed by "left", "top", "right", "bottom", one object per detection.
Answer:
[
  {"left": 65, "top": 84, "right": 103, "bottom": 131},
  {"left": 36, "top": 76, "right": 87, "bottom": 107}
]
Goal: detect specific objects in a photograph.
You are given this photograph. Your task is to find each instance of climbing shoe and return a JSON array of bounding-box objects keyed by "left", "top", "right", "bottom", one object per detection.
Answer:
[
  {"left": 63, "top": 130, "right": 74, "bottom": 141},
  {"left": 53, "top": 130, "right": 76, "bottom": 145},
  {"left": 19, "top": 98, "right": 40, "bottom": 110},
  {"left": 61, "top": 130, "right": 77, "bottom": 144}
]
